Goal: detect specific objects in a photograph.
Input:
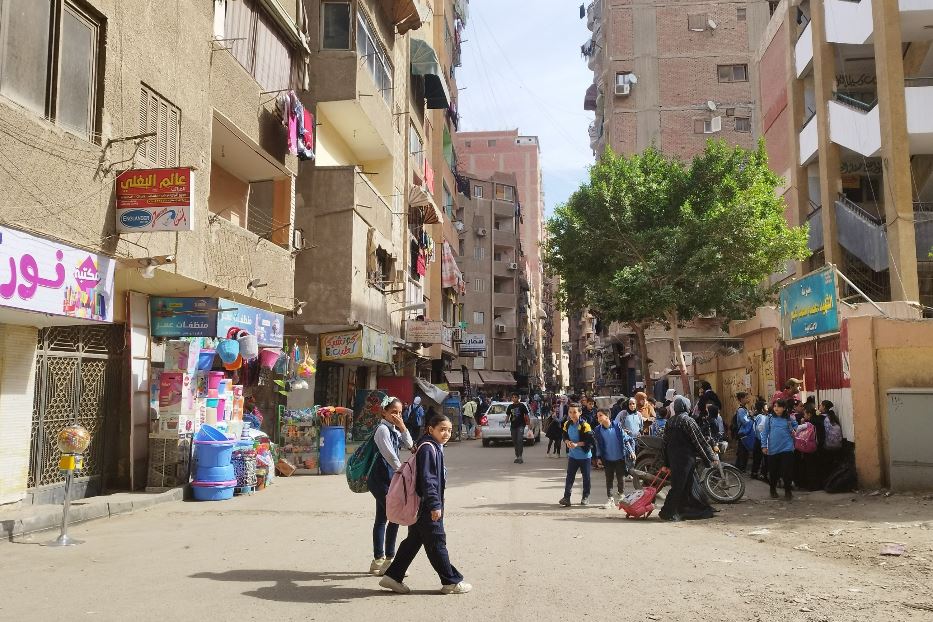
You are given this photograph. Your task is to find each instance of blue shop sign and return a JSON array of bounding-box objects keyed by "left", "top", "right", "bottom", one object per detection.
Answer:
[
  {"left": 780, "top": 266, "right": 840, "bottom": 341},
  {"left": 150, "top": 297, "right": 217, "bottom": 338},
  {"left": 217, "top": 298, "right": 284, "bottom": 348}
]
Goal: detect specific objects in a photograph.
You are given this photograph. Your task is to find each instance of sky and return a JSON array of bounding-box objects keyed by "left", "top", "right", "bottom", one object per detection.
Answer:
[{"left": 455, "top": 0, "right": 594, "bottom": 218}]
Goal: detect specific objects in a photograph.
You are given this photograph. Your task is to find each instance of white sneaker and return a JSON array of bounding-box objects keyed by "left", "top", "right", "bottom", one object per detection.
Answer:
[
  {"left": 624, "top": 475, "right": 633, "bottom": 482},
  {"left": 440, "top": 581, "right": 473, "bottom": 595},
  {"left": 605, "top": 496, "right": 616, "bottom": 509},
  {"left": 378, "top": 558, "right": 409, "bottom": 577},
  {"left": 370, "top": 557, "right": 386, "bottom": 575},
  {"left": 379, "top": 576, "right": 411, "bottom": 594}
]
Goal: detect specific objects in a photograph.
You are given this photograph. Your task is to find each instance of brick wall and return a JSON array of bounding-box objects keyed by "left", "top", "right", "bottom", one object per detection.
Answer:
[
  {"left": 659, "top": 110, "right": 756, "bottom": 160},
  {"left": 656, "top": 3, "right": 749, "bottom": 55},
  {"left": 658, "top": 56, "right": 754, "bottom": 108},
  {"left": 0, "top": 325, "right": 38, "bottom": 505}
]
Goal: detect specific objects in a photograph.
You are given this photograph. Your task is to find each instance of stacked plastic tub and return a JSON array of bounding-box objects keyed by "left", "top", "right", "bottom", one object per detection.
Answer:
[{"left": 191, "top": 424, "right": 236, "bottom": 501}]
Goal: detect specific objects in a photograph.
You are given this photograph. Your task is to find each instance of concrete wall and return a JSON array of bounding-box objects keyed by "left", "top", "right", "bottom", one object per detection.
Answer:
[{"left": 0, "top": 326, "right": 39, "bottom": 505}]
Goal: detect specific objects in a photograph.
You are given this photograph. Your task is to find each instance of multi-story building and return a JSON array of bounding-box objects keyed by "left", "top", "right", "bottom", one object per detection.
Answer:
[
  {"left": 757, "top": 0, "right": 933, "bottom": 309},
  {"left": 0, "top": 0, "right": 306, "bottom": 503},
  {"left": 452, "top": 173, "right": 527, "bottom": 396},
  {"left": 455, "top": 130, "right": 547, "bottom": 391}
]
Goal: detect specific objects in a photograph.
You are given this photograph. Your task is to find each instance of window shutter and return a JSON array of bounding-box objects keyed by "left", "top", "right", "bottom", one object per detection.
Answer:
[
  {"left": 138, "top": 84, "right": 180, "bottom": 166},
  {"left": 711, "top": 116, "right": 722, "bottom": 132},
  {"left": 158, "top": 101, "right": 168, "bottom": 166},
  {"left": 694, "top": 118, "right": 706, "bottom": 134}
]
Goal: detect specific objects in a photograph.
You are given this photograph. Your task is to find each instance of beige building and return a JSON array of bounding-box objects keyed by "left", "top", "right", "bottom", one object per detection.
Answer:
[{"left": 0, "top": 0, "right": 307, "bottom": 503}]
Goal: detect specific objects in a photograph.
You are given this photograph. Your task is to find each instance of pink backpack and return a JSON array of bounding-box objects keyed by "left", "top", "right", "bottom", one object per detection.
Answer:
[
  {"left": 386, "top": 442, "right": 436, "bottom": 526},
  {"left": 794, "top": 422, "right": 817, "bottom": 454}
]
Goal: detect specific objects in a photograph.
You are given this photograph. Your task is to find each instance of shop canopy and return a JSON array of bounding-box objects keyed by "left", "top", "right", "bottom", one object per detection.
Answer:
[
  {"left": 415, "top": 377, "right": 449, "bottom": 405},
  {"left": 410, "top": 38, "right": 451, "bottom": 109},
  {"left": 444, "top": 370, "right": 484, "bottom": 387},
  {"left": 408, "top": 183, "right": 442, "bottom": 224},
  {"left": 380, "top": 0, "right": 431, "bottom": 34},
  {"left": 479, "top": 371, "right": 517, "bottom": 386}
]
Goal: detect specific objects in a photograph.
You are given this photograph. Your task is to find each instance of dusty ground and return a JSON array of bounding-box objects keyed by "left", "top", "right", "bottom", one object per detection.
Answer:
[{"left": 2, "top": 440, "right": 932, "bottom": 621}]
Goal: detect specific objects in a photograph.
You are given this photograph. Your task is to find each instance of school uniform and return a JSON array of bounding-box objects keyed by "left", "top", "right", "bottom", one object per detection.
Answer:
[{"left": 369, "top": 420, "right": 413, "bottom": 560}]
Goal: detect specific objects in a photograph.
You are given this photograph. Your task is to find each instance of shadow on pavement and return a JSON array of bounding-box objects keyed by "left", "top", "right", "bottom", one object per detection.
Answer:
[{"left": 191, "top": 570, "right": 382, "bottom": 604}]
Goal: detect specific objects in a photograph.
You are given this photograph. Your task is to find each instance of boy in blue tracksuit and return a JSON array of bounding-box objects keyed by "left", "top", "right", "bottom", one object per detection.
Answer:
[
  {"left": 558, "top": 403, "right": 595, "bottom": 506},
  {"left": 761, "top": 398, "right": 798, "bottom": 500},
  {"left": 593, "top": 409, "right": 637, "bottom": 507}
]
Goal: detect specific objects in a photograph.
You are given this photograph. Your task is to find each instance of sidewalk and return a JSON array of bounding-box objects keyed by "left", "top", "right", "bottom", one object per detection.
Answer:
[{"left": 0, "top": 487, "right": 183, "bottom": 542}]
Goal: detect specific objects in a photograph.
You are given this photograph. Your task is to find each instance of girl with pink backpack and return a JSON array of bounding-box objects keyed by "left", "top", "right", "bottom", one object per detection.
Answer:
[{"left": 378, "top": 413, "right": 471, "bottom": 596}]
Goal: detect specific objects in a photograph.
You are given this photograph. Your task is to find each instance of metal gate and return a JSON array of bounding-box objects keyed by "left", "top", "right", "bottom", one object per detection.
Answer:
[
  {"left": 28, "top": 325, "right": 123, "bottom": 490},
  {"left": 776, "top": 334, "right": 844, "bottom": 394}
]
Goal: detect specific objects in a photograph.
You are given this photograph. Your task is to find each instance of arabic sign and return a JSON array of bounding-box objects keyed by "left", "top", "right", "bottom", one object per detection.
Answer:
[
  {"left": 405, "top": 320, "right": 445, "bottom": 344},
  {"left": 321, "top": 330, "right": 363, "bottom": 361},
  {"left": 0, "top": 226, "right": 115, "bottom": 322},
  {"left": 150, "top": 297, "right": 217, "bottom": 338},
  {"left": 216, "top": 298, "right": 284, "bottom": 348},
  {"left": 362, "top": 327, "right": 392, "bottom": 364},
  {"left": 116, "top": 167, "right": 195, "bottom": 232},
  {"left": 780, "top": 266, "right": 840, "bottom": 341},
  {"left": 459, "top": 333, "right": 486, "bottom": 353}
]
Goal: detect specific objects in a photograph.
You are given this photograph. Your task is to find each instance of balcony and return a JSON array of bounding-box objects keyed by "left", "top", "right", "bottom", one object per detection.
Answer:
[
  {"left": 833, "top": 195, "right": 933, "bottom": 272},
  {"left": 494, "top": 292, "right": 516, "bottom": 309},
  {"left": 494, "top": 202, "right": 517, "bottom": 219},
  {"left": 828, "top": 87, "right": 933, "bottom": 157},
  {"left": 795, "top": 22, "right": 813, "bottom": 78},
  {"left": 807, "top": 204, "right": 824, "bottom": 251},
  {"left": 493, "top": 260, "right": 518, "bottom": 278},
  {"left": 824, "top": 0, "right": 933, "bottom": 44},
  {"left": 493, "top": 228, "right": 517, "bottom": 245},
  {"left": 586, "top": 0, "right": 602, "bottom": 31},
  {"left": 799, "top": 113, "right": 819, "bottom": 165}
]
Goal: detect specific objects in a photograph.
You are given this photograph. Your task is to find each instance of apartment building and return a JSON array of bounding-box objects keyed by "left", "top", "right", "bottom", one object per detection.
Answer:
[
  {"left": 455, "top": 130, "right": 547, "bottom": 391},
  {"left": 758, "top": 0, "right": 933, "bottom": 309},
  {"left": 0, "top": 0, "right": 306, "bottom": 503}
]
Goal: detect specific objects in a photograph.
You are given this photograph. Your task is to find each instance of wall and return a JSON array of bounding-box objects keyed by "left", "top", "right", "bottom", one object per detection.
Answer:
[
  {"left": 209, "top": 164, "right": 249, "bottom": 226},
  {"left": 0, "top": 325, "right": 39, "bottom": 504}
]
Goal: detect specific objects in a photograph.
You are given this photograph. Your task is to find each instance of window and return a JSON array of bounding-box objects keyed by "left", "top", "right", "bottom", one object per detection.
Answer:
[
  {"left": 473, "top": 185, "right": 484, "bottom": 198},
  {"left": 718, "top": 64, "right": 748, "bottom": 83},
  {"left": 321, "top": 1, "right": 351, "bottom": 49},
  {"left": 474, "top": 246, "right": 485, "bottom": 260},
  {"left": 464, "top": 140, "right": 472, "bottom": 148},
  {"left": 139, "top": 84, "right": 180, "bottom": 167},
  {"left": 356, "top": 10, "right": 393, "bottom": 105},
  {"left": 736, "top": 6, "right": 747, "bottom": 21},
  {"left": 694, "top": 117, "right": 723, "bottom": 134},
  {"left": 735, "top": 117, "right": 751, "bottom": 133},
  {"left": 495, "top": 184, "right": 515, "bottom": 202},
  {"left": 0, "top": 0, "right": 102, "bottom": 141},
  {"left": 443, "top": 182, "right": 453, "bottom": 217},
  {"left": 225, "top": 0, "right": 293, "bottom": 91},
  {"left": 473, "top": 311, "right": 485, "bottom": 325},
  {"left": 409, "top": 123, "right": 424, "bottom": 172},
  {"left": 473, "top": 277, "right": 486, "bottom": 293},
  {"left": 487, "top": 139, "right": 497, "bottom": 147},
  {"left": 373, "top": 248, "right": 393, "bottom": 289},
  {"left": 687, "top": 13, "right": 708, "bottom": 31}
]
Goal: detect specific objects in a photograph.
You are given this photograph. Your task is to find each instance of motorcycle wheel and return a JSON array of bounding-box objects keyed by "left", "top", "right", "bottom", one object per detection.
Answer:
[
  {"left": 633, "top": 453, "right": 662, "bottom": 489},
  {"left": 703, "top": 463, "right": 746, "bottom": 503}
]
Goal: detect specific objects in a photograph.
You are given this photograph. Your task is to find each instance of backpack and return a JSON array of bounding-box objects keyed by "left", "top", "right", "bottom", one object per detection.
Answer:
[
  {"left": 386, "top": 442, "right": 437, "bottom": 526},
  {"left": 825, "top": 422, "right": 843, "bottom": 450},
  {"left": 794, "top": 422, "right": 817, "bottom": 454},
  {"left": 738, "top": 416, "right": 756, "bottom": 451},
  {"left": 345, "top": 428, "right": 380, "bottom": 493},
  {"left": 824, "top": 461, "right": 857, "bottom": 493}
]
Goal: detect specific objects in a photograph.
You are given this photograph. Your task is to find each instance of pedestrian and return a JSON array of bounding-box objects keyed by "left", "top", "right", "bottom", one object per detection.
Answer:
[
  {"left": 545, "top": 408, "right": 564, "bottom": 457},
  {"left": 658, "top": 396, "right": 719, "bottom": 522},
  {"left": 461, "top": 398, "right": 477, "bottom": 440},
  {"left": 615, "top": 397, "right": 642, "bottom": 438},
  {"left": 581, "top": 396, "right": 597, "bottom": 427},
  {"left": 794, "top": 402, "right": 825, "bottom": 491},
  {"left": 706, "top": 404, "right": 727, "bottom": 455},
  {"left": 634, "top": 391, "right": 655, "bottom": 426},
  {"left": 821, "top": 400, "right": 844, "bottom": 468},
  {"left": 751, "top": 396, "right": 768, "bottom": 481},
  {"left": 696, "top": 381, "right": 722, "bottom": 419},
  {"left": 407, "top": 396, "right": 425, "bottom": 441},
  {"left": 649, "top": 406, "right": 668, "bottom": 438},
  {"left": 506, "top": 392, "right": 530, "bottom": 464},
  {"left": 594, "top": 409, "right": 636, "bottom": 507},
  {"left": 610, "top": 397, "right": 626, "bottom": 420},
  {"left": 770, "top": 378, "right": 802, "bottom": 408},
  {"left": 379, "top": 413, "right": 471, "bottom": 595},
  {"left": 558, "top": 402, "right": 594, "bottom": 507},
  {"left": 762, "top": 398, "right": 798, "bottom": 500},
  {"left": 368, "top": 397, "right": 414, "bottom": 576},
  {"left": 733, "top": 392, "right": 753, "bottom": 473}
]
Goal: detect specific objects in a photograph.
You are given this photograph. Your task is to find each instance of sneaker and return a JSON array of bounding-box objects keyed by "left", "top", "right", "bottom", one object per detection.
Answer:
[
  {"left": 370, "top": 557, "right": 386, "bottom": 575},
  {"left": 770, "top": 489, "right": 779, "bottom": 499},
  {"left": 440, "top": 581, "right": 473, "bottom": 595},
  {"left": 604, "top": 496, "right": 615, "bottom": 509},
  {"left": 580, "top": 497, "right": 589, "bottom": 506},
  {"left": 517, "top": 458, "right": 524, "bottom": 464},
  {"left": 513, "top": 458, "right": 521, "bottom": 463},
  {"left": 558, "top": 497, "right": 571, "bottom": 507},
  {"left": 379, "top": 576, "right": 411, "bottom": 594},
  {"left": 624, "top": 475, "right": 633, "bottom": 482},
  {"left": 377, "top": 558, "right": 408, "bottom": 577}
]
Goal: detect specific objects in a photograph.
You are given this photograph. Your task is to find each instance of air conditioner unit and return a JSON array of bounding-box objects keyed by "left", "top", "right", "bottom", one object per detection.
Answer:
[
  {"left": 508, "top": 262, "right": 518, "bottom": 270},
  {"left": 615, "top": 83, "right": 631, "bottom": 96},
  {"left": 452, "top": 328, "right": 463, "bottom": 342},
  {"left": 476, "top": 227, "right": 488, "bottom": 237},
  {"left": 495, "top": 324, "right": 506, "bottom": 334}
]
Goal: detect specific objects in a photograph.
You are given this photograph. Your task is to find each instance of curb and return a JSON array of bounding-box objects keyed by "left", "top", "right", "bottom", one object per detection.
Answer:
[{"left": 1, "top": 488, "right": 184, "bottom": 542}]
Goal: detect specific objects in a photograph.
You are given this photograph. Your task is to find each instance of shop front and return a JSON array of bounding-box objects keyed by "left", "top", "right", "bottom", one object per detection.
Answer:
[
  {"left": 315, "top": 326, "right": 393, "bottom": 410},
  {"left": 0, "top": 226, "right": 118, "bottom": 505}
]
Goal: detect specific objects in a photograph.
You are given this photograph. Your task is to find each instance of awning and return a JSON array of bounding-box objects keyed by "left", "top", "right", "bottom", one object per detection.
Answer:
[
  {"left": 584, "top": 83, "right": 597, "bottom": 111},
  {"left": 384, "top": 0, "right": 431, "bottom": 34},
  {"left": 444, "top": 370, "right": 484, "bottom": 387},
  {"left": 479, "top": 371, "right": 517, "bottom": 386},
  {"left": 408, "top": 184, "right": 442, "bottom": 224},
  {"left": 411, "top": 38, "right": 451, "bottom": 109},
  {"left": 415, "top": 377, "right": 449, "bottom": 405}
]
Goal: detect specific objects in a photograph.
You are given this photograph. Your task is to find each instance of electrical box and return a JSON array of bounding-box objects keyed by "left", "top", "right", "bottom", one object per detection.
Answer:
[{"left": 887, "top": 388, "right": 933, "bottom": 491}]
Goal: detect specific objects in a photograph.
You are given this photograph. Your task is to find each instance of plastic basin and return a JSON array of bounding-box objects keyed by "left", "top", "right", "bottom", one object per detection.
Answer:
[
  {"left": 193, "top": 463, "right": 235, "bottom": 482},
  {"left": 196, "top": 424, "right": 228, "bottom": 442},
  {"left": 194, "top": 440, "right": 235, "bottom": 467},
  {"left": 191, "top": 479, "right": 236, "bottom": 501}
]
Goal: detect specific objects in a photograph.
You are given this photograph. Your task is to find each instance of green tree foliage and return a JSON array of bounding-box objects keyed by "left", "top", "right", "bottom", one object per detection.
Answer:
[{"left": 545, "top": 140, "right": 810, "bottom": 387}]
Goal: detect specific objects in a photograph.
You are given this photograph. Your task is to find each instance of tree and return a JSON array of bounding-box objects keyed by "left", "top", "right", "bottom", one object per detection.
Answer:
[{"left": 545, "top": 140, "right": 809, "bottom": 394}]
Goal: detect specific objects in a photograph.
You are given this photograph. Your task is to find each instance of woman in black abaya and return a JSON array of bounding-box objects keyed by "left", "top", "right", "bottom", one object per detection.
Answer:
[{"left": 659, "top": 396, "right": 718, "bottom": 521}]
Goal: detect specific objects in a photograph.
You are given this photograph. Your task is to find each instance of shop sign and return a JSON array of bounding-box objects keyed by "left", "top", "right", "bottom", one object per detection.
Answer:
[
  {"left": 362, "top": 327, "right": 392, "bottom": 364},
  {"left": 459, "top": 333, "right": 486, "bottom": 353},
  {"left": 780, "top": 265, "right": 840, "bottom": 341},
  {"left": 216, "top": 298, "right": 284, "bottom": 348},
  {"left": 405, "top": 319, "right": 446, "bottom": 344},
  {"left": 321, "top": 330, "right": 363, "bottom": 361},
  {"left": 150, "top": 297, "right": 217, "bottom": 338},
  {"left": 116, "top": 167, "right": 195, "bottom": 232},
  {"left": 0, "top": 226, "right": 115, "bottom": 322}
]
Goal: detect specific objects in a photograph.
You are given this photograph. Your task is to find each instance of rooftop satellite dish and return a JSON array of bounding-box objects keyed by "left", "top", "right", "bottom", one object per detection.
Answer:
[
  {"left": 707, "top": 100, "right": 717, "bottom": 111},
  {"left": 708, "top": 19, "right": 717, "bottom": 29}
]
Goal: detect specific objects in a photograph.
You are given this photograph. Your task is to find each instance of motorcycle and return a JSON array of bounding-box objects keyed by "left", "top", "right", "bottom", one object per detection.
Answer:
[{"left": 630, "top": 435, "right": 746, "bottom": 504}]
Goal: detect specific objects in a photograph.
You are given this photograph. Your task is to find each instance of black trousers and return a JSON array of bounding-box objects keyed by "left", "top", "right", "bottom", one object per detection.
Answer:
[
  {"left": 547, "top": 438, "right": 562, "bottom": 455},
  {"left": 603, "top": 459, "right": 626, "bottom": 496},
  {"left": 385, "top": 512, "right": 464, "bottom": 586},
  {"left": 735, "top": 441, "right": 750, "bottom": 472},
  {"left": 751, "top": 439, "right": 765, "bottom": 476},
  {"left": 511, "top": 426, "right": 525, "bottom": 458},
  {"left": 768, "top": 451, "right": 795, "bottom": 493}
]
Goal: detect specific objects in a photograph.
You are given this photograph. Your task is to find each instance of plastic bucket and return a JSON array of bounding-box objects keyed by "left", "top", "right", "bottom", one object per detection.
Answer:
[
  {"left": 193, "top": 463, "right": 235, "bottom": 482},
  {"left": 319, "top": 425, "right": 347, "bottom": 475},
  {"left": 206, "top": 371, "right": 226, "bottom": 391},
  {"left": 194, "top": 439, "right": 235, "bottom": 467},
  {"left": 197, "top": 351, "right": 216, "bottom": 371},
  {"left": 259, "top": 348, "right": 280, "bottom": 369},
  {"left": 195, "top": 424, "right": 228, "bottom": 442},
  {"left": 191, "top": 479, "right": 236, "bottom": 501}
]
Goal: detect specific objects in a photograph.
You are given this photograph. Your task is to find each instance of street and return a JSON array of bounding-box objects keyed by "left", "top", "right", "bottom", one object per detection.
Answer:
[{"left": 3, "top": 440, "right": 933, "bottom": 622}]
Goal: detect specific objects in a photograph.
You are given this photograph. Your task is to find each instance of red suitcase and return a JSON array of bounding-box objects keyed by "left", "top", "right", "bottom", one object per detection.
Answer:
[{"left": 618, "top": 468, "right": 670, "bottom": 519}]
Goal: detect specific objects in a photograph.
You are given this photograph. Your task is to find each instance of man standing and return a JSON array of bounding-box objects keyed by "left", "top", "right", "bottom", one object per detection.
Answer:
[
  {"left": 770, "top": 378, "right": 802, "bottom": 408},
  {"left": 559, "top": 403, "right": 594, "bottom": 507},
  {"left": 462, "top": 398, "right": 477, "bottom": 440},
  {"left": 506, "top": 392, "right": 530, "bottom": 464}
]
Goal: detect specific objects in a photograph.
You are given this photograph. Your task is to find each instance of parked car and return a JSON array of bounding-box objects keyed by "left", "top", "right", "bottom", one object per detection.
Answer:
[{"left": 479, "top": 401, "right": 541, "bottom": 447}]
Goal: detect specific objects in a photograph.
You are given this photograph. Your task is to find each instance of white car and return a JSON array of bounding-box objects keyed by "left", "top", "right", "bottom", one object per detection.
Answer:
[{"left": 479, "top": 401, "right": 542, "bottom": 447}]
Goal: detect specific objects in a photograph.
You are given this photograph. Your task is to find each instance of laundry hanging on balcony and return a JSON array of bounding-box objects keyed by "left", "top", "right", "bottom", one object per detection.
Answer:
[
  {"left": 277, "top": 91, "right": 315, "bottom": 161},
  {"left": 410, "top": 38, "right": 451, "bottom": 109},
  {"left": 441, "top": 240, "right": 465, "bottom": 294}
]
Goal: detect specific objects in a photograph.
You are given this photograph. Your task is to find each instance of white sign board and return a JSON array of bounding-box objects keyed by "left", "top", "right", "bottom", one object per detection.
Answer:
[{"left": 459, "top": 333, "right": 486, "bottom": 353}]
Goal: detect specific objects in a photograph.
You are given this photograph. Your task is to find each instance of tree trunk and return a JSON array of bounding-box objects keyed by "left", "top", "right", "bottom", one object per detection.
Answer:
[
  {"left": 629, "top": 322, "right": 651, "bottom": 395},
  {"left": 668, "top": 310, "right": 692, "bottom": 397}
]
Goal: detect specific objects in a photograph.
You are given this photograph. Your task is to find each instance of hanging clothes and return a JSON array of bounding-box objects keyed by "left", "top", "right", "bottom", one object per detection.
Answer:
[
  {"left": 416, "top": 250, "right": 427, "bottom": 276},
  {"left": 287, "top": 91, "right": 299, "bottom": 156}
]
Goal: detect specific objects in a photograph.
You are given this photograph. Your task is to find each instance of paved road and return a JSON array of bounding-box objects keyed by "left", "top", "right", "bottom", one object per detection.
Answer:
[{"left": 3, "top": 439, "right": 932, "bottom": 621}]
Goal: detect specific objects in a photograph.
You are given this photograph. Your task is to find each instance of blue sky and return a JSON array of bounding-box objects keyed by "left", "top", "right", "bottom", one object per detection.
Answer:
[{"left": 456, "top": 0, "right": 594, "bottom": 218}]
